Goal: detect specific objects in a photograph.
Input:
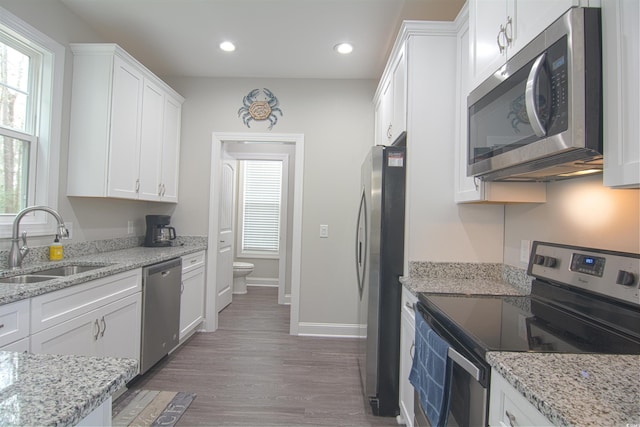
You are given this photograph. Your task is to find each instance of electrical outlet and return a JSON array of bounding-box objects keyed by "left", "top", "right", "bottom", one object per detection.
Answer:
[
  {"left": 319, "top": 224, "right": 329, "bottom": 238},
  {"left": 127, "top": 220, "right": 134, "bottom": 235},
  {"left": 63, "top": 222, "right": 73, "bottom": 239},
  {"left": 520, "top": 240, "right": 531, "bottom": 263}
]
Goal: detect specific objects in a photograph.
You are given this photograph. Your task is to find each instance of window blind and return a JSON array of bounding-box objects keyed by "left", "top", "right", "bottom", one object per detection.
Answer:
[{"left": 241, "top": 160, "right": 282, "bottom": 254}]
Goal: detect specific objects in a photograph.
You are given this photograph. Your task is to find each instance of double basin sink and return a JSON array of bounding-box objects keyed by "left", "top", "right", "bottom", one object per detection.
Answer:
[{"left": 0, "top": 264, "right": 110, "bottom": 284}]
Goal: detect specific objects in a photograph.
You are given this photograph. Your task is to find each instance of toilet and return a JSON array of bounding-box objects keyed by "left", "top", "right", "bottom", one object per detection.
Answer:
[{"left": 232, "top": 262, "right": 254, "bottom": 294}]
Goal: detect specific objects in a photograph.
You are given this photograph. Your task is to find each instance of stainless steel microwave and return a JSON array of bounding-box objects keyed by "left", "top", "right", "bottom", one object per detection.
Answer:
[{"left": 467, "top": 7, "right": 602, "bottom": 182}]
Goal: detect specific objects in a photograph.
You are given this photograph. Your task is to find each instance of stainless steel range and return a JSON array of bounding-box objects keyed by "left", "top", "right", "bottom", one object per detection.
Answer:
[{"left": 415, "top": 241, "right": 640, "bottom": 426}]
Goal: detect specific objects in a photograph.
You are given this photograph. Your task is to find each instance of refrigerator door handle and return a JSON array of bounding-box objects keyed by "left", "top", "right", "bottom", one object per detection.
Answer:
[{"left": 355, "top": 188, "right": 367, "bottom": 297}]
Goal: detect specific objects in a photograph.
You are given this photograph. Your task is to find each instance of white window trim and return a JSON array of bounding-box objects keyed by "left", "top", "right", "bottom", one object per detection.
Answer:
[
  {"left": 0, "top": 7, "right": 64, "bottom": 238},
  {"left": 235, "top": 153, "right": 289, "bottom": 260}
]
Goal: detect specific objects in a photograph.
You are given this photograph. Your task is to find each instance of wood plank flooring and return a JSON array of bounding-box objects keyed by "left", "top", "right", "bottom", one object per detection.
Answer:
[{"left": 129, "top": 286, "right": 400, "bottom": 426}]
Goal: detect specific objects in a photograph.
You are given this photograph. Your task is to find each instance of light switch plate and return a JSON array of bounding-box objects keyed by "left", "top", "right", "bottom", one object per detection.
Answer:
[{"left": 320, "top": 224, "right": 329, "bottom": 238}]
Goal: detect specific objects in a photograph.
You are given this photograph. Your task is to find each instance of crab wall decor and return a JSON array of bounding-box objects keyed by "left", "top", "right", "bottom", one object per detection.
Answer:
[{"left": 238, "top": 88, "right": 283, "bottom": 130}]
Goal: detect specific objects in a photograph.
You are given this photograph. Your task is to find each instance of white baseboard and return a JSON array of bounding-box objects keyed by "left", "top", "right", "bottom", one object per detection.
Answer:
[
  {"left": 246, "top": 277, "right": 279, "bottom": 287},
  {"left": 297, "top": 322, "right": 365, "bottom": 338}
]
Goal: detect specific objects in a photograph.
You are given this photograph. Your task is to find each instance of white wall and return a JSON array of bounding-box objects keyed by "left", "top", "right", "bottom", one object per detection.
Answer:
[
  {"left": 163, "top": 77, "right": 376, "bottom": 325},
  {"left": 403, "top": 32, "right": 505, "bottom": 266},
  {"left": 504, "top": 175, "right": 640, "bottom": 268}
]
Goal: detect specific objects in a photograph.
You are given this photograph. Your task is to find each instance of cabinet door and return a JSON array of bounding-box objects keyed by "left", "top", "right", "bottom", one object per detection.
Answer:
[
  {"left": 603, "top": 0, "right": 640, "bottom": 188},
  {"left": 160, "top": 95, "right": 182, "bottom": 202},
  {"left": 514, "top": 0, "right": 579, "bottom": 55},
  {"left": 399, "top": 288, "right": 418, "bottom": 427},
  {"left": 469, "top": 0, "right": 509, "bottom": 88},
  {"left": 138, "top": 78, "right": 165, "bottom": 201},
  {"left": 390, "top": 48, "right": 407, "bottom": 143},
  {"left": 30, "top": 309, "right": 100, "bottom": 357},
  {"left": 180, "top": 266, "right": 205, "bottom": 340},
  {"left": 378, "top": 77, "right": 393, "bottom": 145},
  {"left": 107, "top": 55, "right": 144, "bottom": 199},
  {"left": 98, "top": 293, "right": 141, "bottom": 362}
]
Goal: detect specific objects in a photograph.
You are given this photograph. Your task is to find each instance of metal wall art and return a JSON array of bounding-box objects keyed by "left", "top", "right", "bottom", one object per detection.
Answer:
[{"left": 238, "top": 88, "right": 283, "bottom": 130}]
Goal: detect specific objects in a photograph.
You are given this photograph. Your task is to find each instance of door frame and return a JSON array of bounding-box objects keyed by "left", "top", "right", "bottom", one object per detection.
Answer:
[{"left": 206, "top": 132, "right": 304, "bottom": 335}]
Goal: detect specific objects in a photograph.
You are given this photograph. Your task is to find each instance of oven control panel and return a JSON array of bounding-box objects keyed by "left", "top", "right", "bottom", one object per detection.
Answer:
[{"left": 528, "top": 242, "right": 640, "bottom": 306}]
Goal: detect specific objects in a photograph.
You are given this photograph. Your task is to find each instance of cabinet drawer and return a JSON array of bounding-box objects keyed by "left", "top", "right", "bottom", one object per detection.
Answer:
[
  {"left": 182, "top": 251, "right": 205, "bottom": 273},
  {"left": 489, "top": 370, "right": 553, "bottom": 426},
  {"left": 0, "top": 299, "right": 30, "bottom": 347},
  {"left": 31, "top": 269, "right": 141, "bottom": 334}
]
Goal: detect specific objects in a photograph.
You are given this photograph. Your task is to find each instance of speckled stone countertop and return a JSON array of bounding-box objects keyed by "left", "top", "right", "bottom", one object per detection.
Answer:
[
  {"left": 487, "top": 352, "right": 640, "bottom": 426},
  {"left": 400, "top": 261, "right": 530, "bottom": 296},
  {"left": 0, "top": 351, "right": 137, "bottom": 426},
  {"left": 0, "top": 237, "right": 207, "bottom": 305}
]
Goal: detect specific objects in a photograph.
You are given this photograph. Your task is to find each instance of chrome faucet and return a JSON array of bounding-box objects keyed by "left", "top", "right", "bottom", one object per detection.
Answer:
[{"left": 8, "top": 205, "right": 69, "bottom": 270}]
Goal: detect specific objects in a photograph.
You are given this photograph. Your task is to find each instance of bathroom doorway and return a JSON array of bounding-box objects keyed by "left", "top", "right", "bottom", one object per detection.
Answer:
[{"left": 206, "top": 133, "right": 304, "bottom": 335}]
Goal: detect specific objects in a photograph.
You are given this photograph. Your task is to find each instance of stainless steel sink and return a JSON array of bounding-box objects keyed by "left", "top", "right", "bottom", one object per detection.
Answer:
[
  {"left": 0, "top": 275, "right": 57, "bottom": 284},
  {"left": 35, "top": 264, "right": 109, "bottom": 276}
]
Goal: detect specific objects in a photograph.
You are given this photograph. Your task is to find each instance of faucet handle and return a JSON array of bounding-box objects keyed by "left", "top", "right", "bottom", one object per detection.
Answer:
[
  {"left": 58, "top": 224, "right": 69, "bottom": 238},
  {"left": 21, "top": 230, "right": 28, "bottom": 246},
  {"left": 20, "top": 231, "right": 30, "bottom": 258}
]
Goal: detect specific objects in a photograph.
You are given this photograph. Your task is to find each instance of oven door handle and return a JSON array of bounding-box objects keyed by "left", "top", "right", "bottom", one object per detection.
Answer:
[{"left": 448, "top": 347, "right": 481, "bottom": 381}]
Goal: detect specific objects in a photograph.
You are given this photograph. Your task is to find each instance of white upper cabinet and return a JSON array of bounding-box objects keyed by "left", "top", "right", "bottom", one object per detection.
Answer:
[
  {"left": 67, "top": 44, "right": 184, "bottom": 202},
  {"left": 374, "top": 46, "right": 406, "bottom": 145},
  {"left": 469, "top": 0, "right": 590, "bottom": 90},
  {"left": 455, "top": 6, "right": 546, "bottom": 203},
  {"left": 602, "top": 0, "right": 640, "bottom": 188}
]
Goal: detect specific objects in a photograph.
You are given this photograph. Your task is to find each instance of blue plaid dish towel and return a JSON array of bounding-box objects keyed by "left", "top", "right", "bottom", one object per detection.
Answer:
[{"left": 409, "top": 312, "right": 453, "bottom": 427}]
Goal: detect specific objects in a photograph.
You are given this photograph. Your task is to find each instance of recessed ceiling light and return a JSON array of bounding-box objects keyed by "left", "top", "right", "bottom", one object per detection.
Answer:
[
  {"left": 334, "top": 43, "right": 353, "bottom": 55},
  {"left": 220, "top": 41, "right": 236, "bottom": 52}
]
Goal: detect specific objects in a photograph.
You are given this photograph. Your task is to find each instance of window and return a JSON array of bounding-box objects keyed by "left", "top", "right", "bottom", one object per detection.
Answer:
[
  {"left": 0, "top": 8, "right": 64, "bottom": 237},
  {"left": 239, "top": 160, "right": 282, "bottom": 256}
]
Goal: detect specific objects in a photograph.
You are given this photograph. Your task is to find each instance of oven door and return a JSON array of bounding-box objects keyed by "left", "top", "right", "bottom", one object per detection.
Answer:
[{"left": 414, "top": 302, "right": 490, "bottom": 427}]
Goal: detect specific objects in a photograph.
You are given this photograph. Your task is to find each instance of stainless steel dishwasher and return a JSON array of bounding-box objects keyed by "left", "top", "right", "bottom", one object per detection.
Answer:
[{"left": 140, "top": 257, "right": 182, "bottom": 374}]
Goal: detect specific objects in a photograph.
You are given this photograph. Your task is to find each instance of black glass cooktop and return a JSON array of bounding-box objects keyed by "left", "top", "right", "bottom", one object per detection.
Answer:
[{"left": 417, "top": 290, "right": 640, "bottom": 359}]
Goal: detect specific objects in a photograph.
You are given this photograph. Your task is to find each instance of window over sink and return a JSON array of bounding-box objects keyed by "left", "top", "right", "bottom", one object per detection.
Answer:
[{"left": 0, "top": 7, "right": 64, "bottom": 238}]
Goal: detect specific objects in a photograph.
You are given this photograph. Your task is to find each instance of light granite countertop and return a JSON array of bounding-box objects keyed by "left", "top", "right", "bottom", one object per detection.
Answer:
[
  {"left": 0, "top": 243, "right": 206, "bottom": 306},
  {"left": 400, "top": 261, "right": 530, "bottom": 296},
  {"left": 487, "top": 352, "right": 640, "bottom": 426},
  {"left": 0, "top": 351, "right": 137, "bottom": 427}
]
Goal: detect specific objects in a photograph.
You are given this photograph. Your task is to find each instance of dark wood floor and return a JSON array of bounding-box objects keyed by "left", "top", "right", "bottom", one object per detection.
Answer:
[{"left": 130, "top": 286, "right": 400, "bottom": 426}]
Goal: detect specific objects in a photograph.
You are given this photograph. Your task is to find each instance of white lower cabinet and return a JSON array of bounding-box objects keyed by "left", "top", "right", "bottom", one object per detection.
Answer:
[
  {"left": 399, "top": 286, "right": 418, "bottom": 426},
  {"left": 489, "top": 369, "right": 553, "bottom": 426},
  {"left": 179, "top": 251, "right": 206, "bottom": 340},
  {"left": 0, "top": 299, "right": 30, "bottom": 349},
  {"left": 0, "top": 337, "right": 29, "bottom": 352},
  {"left": 31, "top": 293, "right": 141, "bottom": 360},
  {"left": 30, "top": 269, "right": 142, "bottom": 367}
]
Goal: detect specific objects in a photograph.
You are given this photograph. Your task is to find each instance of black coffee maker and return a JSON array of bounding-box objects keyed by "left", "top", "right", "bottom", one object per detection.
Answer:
[{"left": 144, "top": 215, "right": 177, "bottom": 247}]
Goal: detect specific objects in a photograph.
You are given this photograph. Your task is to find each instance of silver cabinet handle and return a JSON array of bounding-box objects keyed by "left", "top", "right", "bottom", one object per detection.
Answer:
[
  {"left": 135, "top": 179, "right": 140, "bottom": 193},
  {"left": 181, "top": 282, "right": 184, "bottom": 294},
  {"left": 100, "top": 316, "right": 106, "bottom": 337},
  {"left": 525, "top": 52, "right": 548, "bottom": 137},
  {"left": 410, "top": 341, "right": 415, "bottom": 360},
  {"left": 405, "top": 301, "right": 415, "bottom": 311},
  {"left": 93, "top": 319, "right": 100, "bottom": 340},
  {"left": 0, "top": 323, "right": 4, "bottom": 329},
  {"left": 504, "top": 16, "right": 513, "bottom": 46},
  {"left": 497, "top": 26, "right": 506, "bottom": 53},
  {"left": 158, "top": 183, "right": 163, "bottom": 196},
  {"left": 506, "top": 410, "right": 517, "bottom": 427}
]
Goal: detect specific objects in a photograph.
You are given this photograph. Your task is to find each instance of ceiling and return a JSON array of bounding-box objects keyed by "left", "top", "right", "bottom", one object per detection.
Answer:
[{"left": 59, "top": 0, "right": 465, "bottom": 80}]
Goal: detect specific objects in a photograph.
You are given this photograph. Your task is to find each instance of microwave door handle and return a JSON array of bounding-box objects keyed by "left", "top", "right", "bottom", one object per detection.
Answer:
[
  {"left": 447, "top": 347, "right": 481, "bottom": 381},
  {"left": 525, "top": 52, "right": 548, "bottom": 137}
]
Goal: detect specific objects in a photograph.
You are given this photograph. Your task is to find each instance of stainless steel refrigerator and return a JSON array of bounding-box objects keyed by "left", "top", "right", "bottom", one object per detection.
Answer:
[{"left": 355, "top": 137, "right": 406, "bottom": 417}]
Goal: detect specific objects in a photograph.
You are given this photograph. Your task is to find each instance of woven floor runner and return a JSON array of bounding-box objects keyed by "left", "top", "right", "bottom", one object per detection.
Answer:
[{"left": 112, "top": 389, "right": 196, "bottom": 427}]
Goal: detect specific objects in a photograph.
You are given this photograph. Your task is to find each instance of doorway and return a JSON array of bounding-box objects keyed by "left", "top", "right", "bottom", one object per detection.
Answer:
[{"left": 206, "top": 132, "right": 304, "bottom": 335}]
